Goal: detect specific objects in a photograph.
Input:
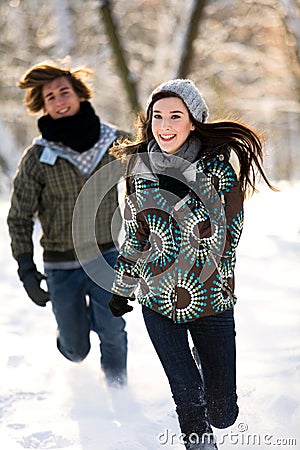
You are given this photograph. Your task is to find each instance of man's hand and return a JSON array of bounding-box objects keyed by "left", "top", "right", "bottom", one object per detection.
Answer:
[
  {"left": 17, "top": 253, "right": 50, "bottom": 307},
  {"left": 22, "top": 270, "right": 50, "bottom": 307}
]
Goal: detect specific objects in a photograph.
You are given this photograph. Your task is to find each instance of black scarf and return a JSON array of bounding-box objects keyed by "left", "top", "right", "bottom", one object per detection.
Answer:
[{"left": 38, "top": 101, "right": 100, "bottom": 153}]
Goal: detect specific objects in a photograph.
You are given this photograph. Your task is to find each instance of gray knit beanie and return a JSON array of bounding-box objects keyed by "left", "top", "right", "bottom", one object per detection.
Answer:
[{"left": 146, "top": 79, "right": 209, "bottom": 123}]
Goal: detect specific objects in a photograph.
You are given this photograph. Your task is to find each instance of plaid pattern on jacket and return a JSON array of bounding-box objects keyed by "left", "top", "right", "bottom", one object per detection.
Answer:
[{"left": 7, "top": 126, "right": 123, "bottom": 262}]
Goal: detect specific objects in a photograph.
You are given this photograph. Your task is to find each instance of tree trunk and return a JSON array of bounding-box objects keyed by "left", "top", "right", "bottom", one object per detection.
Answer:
[
  {"left": 176, "top": 0, "right": 208, "bottom": 78},
  {"left": 97, "top": 0, "right": 140, "bottom": 112}
]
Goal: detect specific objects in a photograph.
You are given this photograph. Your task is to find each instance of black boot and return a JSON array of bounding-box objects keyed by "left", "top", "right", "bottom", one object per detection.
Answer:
[{"left": 177, "top": 403, "right": 217, "bottom": 450}]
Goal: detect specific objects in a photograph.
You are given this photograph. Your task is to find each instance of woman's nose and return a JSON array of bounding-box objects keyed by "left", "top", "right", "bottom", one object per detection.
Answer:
[{"left": 161, "top": 118, "right": 171, "bottom": 129}]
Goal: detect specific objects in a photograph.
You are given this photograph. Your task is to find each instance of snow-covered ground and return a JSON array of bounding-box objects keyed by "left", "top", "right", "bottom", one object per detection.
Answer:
[{"left": 0, "top": 181, "right": 299, "bottom": 450}]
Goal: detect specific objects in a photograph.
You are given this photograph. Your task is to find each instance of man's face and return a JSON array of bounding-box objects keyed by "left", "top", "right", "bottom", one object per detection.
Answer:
[{"left": 42, "top": 76, "right": 81, "bottom": 120}]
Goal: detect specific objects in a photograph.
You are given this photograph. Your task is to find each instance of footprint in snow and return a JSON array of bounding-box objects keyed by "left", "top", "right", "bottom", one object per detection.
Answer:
[{"left": 18, "top": 431, "right": 73, "bottom": 448}]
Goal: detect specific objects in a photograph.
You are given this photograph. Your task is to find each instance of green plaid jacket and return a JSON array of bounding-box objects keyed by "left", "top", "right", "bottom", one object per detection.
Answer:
[{"left": 7, "top": 133, "right": 122, "bottom": 262}]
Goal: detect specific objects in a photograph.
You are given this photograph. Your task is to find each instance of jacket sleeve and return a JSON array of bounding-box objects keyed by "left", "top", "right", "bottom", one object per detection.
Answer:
[
  {"left": 203, "top": 153, "right": 244, "bottom": 290},
  {"left": 212, "top": 154, "right": 244, "bottom": 252},
  {"left": 194, "top": 152, "right": 244, "bottom": 263},
  {"left": 112, "top": 180, "right": 150, "bottom": 298},
  {"left": 7, "top": 146, "right": 44, "bottom": 259}
]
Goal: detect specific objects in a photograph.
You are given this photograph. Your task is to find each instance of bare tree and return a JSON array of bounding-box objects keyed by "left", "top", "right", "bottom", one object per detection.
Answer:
[
  {"left": 176, "top": 0, "right": 208, "bottom": 78},
  {"left": 279, "top": 0, "right": 300, "bottom": 67},
  {"left": 97, "top": 0, "right": 140, "bottom": 112}
]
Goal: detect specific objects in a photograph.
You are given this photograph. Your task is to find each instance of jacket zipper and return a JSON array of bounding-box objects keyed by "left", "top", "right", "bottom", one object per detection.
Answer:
[
  {"left": 172, "top": 288, "right": 178, "bottom": 322},
  {"left": 169, "top": 207, "right": 179, "bottom": 323}
]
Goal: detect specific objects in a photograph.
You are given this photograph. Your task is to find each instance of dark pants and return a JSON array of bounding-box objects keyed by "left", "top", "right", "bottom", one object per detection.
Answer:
[
  {"left": 45, "top": 250, "right": 128, "bottom": 384},
  {"left": 142, "top": 306, "right": 238, "bottom": 439}
]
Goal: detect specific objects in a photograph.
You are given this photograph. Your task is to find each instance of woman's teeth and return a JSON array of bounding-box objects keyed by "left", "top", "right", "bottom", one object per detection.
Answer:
[{"left": 160, "top": 134, "right": 175, "bottom": 141}]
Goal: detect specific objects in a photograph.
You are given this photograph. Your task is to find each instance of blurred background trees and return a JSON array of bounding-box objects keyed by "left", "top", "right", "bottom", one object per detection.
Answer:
[{"left": 0, "top": 0, "right": 299, "bottom": 186}]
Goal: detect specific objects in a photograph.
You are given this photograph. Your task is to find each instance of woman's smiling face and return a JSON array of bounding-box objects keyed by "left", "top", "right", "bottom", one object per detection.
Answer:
[{"left": 151, "top": 96, "right": 195, "bottom": 154}]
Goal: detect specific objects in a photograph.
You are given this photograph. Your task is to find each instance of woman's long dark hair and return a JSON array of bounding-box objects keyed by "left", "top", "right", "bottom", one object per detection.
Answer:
[{"left": 110, "top": 92, "right": 276, "bottom": 198}]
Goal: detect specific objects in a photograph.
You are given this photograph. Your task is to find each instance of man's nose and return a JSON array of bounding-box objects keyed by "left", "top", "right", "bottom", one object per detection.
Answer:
[{"left": 55, "top": 95, "right": 64, "bottom": 105}]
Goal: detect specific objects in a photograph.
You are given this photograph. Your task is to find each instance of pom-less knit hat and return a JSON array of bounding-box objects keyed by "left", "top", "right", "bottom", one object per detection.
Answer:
[{"left": 146, "top": 79, "right": 209, "bottom": 123}]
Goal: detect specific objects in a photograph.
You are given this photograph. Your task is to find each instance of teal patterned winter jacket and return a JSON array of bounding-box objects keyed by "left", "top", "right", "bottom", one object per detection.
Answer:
[{"left": 112, "top": 145, "right": 244, "bottom": 323}]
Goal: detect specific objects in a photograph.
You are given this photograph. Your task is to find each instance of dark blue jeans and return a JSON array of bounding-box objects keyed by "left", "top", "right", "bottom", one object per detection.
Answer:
[
  {"left": 142, "top": 306, "right": 238, "bottom": 438},
  {"left": 45, "top": 250, "right": 128, "bottom": 384}
]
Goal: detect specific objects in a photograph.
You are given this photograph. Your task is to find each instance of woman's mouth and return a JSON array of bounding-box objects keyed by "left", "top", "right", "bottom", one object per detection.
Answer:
[{"left": 159, "top": 134, "right": 176, "bottom": 142}]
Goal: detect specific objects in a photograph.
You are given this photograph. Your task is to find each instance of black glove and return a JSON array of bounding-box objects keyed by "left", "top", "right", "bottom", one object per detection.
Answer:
[
  {"left": 17, "top": 253, "right": 50, "bottom": 307},
  {"left": 109, "top": 294, "right": 133, "bottom": 317}
]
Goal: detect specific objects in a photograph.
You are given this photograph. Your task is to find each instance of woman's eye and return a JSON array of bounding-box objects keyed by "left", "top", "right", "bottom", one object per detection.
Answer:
[
  {"left": 153, "top": 114, "right": 162, "bottom": 119},
  {"left": 171, "top": 114, "right": 180, "bottom": 119}
]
